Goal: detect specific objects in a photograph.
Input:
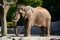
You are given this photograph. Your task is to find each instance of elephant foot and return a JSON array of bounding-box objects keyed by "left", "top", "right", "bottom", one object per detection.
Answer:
[
  {"left": 40, "top": 33, "right": 48, "bottom": 37},
  {"left": 24, "top": 34, "right": 31, "bottom": 37},
  {"left": 43, "top": 34, "right": 46, "bottom": 37},
  {"left": 16, "top": 34, "right": 18, "bottom": 36},
  {"left": 47, "top": 34, "right": 50, "bottom": 37},
  {"left": 27, "top": 35, "right": 31, "bottom": 37},
  {"left": 15, "top": 33, "right": 19, "bottom": 36},
  {"left": 40, "top": 34, "right": 46, "bottom": 37}
]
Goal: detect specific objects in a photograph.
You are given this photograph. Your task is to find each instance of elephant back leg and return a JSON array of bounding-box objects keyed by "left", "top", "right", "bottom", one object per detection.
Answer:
[
  {"left": 40, "top": 26, "right": 47, "bottom": 36},
  {"left": 39, "top": 19, "right": 48, "bottom": 36},
  {"left": 40, "top": 27, "right": 45, "bottom": 36},
  {"left": 46, "top": 19, "right": 51, "bottom": 36}
]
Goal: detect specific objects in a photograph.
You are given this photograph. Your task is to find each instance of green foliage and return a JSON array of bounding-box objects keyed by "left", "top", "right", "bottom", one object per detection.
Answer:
[
  {"left": 17, "top": 0, "right": 43, "bottom": 7},
  {"left": 7, "top": 22, "right": 13, "bottom": 28},
  {"left": 7, "top": 22, "right": 13, "bottom": 25},
  {"left": 7, "top": 0, "right": 43, "bottom": 22},
  {"left": 7, "top": 5, "right": 17, "bottom": 21},
  {"left": 43, "top": 0, "right": 60, "bottom": 21},
  {"left": 7, "top": 0, "right": 60, "bottom": 22}
]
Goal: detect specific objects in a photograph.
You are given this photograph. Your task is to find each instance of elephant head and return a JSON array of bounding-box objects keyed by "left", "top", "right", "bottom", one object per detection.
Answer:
[{"left": 12, "top": 5, "right": 33, "bottom": 22}]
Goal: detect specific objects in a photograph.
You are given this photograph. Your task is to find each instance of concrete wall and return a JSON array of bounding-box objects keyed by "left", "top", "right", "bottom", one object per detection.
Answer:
[{"left": 51, "top": 21, "right": 60, "bottom": 35}]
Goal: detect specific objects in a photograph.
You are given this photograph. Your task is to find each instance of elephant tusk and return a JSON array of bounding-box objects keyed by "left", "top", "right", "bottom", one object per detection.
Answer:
[
  {"left": 0, "top": 4, "right": 2, "bottom": 5},
  {"left": 12, "top": 19, "right": 18, "bottom": 22}
]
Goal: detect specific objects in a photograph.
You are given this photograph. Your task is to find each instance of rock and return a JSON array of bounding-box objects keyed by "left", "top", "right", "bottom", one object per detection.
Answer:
[
  {"left": 0, "top": 36, "right": 60, "bottom": 40},
  {"left": 0, "top": 36, "right": 12, "bottom": 40},
  {"left": 50, "top": 38, "right": 58, "bottom": 40}
]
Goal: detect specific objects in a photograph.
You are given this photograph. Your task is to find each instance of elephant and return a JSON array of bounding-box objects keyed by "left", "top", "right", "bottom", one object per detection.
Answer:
[{"left": 12, "top": 5, "right": 51, "bottom": 37}]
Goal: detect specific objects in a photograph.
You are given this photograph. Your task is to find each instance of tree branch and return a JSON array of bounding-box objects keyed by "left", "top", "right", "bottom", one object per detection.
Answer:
[{"left": 3, "top": 0, "right": 18, "bottom": 5}]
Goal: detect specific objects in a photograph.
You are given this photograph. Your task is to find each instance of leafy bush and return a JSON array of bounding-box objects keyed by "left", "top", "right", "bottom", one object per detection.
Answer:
[{"left": 7, "top": 22, "right": 13, "bottom": 28}]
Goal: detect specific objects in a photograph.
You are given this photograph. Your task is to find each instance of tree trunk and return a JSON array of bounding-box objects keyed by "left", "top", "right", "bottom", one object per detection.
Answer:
[
  {"left": 1, "top": 5, "right": 10, "bottom": 36},
  {"left": 1, "top": 0, "right": 18, "bottom": 36}
]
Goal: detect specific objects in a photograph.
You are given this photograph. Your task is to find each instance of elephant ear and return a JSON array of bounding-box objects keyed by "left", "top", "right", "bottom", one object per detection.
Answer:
[
  {"left": 26, "top": 6, "right": 33, "bottom": 14},
  {"left": 24, "top": 8, "right": 33, "bottom": 19},
  {"left": 26, "top": 9, "right": 33, "bottom": 17},
  {"left": 26, "top": 6, "right": 33, "bottom": 15},
  {"left": 27, "top": 10, "right": 32, "bottom": 14}
]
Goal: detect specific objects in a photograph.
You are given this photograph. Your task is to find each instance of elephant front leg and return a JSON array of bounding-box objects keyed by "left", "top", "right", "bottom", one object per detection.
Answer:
[
  {"left": 24, "top": 24, "right": 32, "bottom": 37},
  {"left": 24, "top": 20, "right": 32, "bottom": 37}
]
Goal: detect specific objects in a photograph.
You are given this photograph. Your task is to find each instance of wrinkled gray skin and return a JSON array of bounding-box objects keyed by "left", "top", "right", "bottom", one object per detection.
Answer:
[{"left": 12, "top": 5, "right": 51, "bottom": 37}]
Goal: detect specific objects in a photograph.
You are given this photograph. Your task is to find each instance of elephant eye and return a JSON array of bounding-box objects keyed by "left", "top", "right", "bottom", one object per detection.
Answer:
[{"left": 20, "top": 8, "right": 23, "bottom": 10}]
